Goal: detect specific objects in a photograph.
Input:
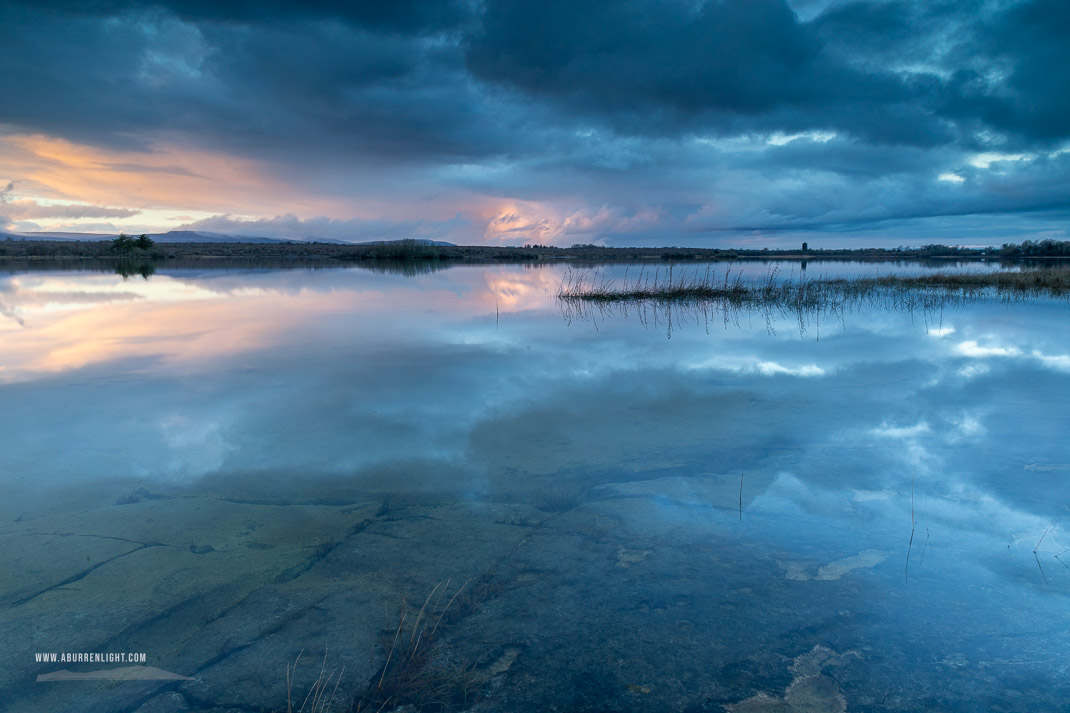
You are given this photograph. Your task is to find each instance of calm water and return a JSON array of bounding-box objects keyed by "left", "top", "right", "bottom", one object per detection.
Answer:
[{"left": 2, "top": 261, "right": 1069, "bottom": 712}]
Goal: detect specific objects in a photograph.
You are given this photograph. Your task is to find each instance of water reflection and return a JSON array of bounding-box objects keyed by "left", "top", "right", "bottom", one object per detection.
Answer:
[
  {"left": 560, "top": 289, "right": 966, "bottom": 341},
  {"left": 115, "top": 261, "right": 156, "bottom": 280},
  {"left": 1, "top": 261, "right": 1069, "bottom": 712}
]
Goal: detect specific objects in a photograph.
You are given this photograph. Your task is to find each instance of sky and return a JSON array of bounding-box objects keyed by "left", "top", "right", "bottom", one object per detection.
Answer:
[{"left": 1, "top": 0, "right": 1068, "bottom": 248}]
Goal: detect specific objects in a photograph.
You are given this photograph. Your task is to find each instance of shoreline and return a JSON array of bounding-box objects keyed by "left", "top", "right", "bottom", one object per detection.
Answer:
[{"left": 3, "top": 239, "right": 1068, "bottom": 265}]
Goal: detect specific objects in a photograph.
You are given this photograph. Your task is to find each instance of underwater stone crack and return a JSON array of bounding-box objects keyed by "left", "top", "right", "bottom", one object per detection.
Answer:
[
  {"left": 270, "top": 513, "right": 440, "bottom": 586},
  {"left": 97, "top": 583, "right": 256, "bottom": 652},
  {"left": 359, "top": 530, "right": 410, "bottom": 540},
  {"left": 194, "top": 494, "right": 428, "bottom": 510},
  {"left": 8, "top": 543, "right": 166, "bottom": 608},
  {"left": 25, "top": 531, "right": 172, "bottom": 548},
  {"left": 273, "top": 518, "right": 373, "bottom": 584},
  {"left": 174, "top": 687, "right": 266, "bottom": 713},
  {"left": 99, "top": 595, "right": 333, "bottom": 713},
  {"left": 103, "top": 517, "right": 375, "bottom": 658}
]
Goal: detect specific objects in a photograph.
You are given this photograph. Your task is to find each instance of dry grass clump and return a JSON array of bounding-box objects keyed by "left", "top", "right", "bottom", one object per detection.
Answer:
[
  {"left": 350, "top": 580, "right": 490, "bottom": 712},
  {"left": 435, "top": 567, "right": 510, "bottom": 626}
]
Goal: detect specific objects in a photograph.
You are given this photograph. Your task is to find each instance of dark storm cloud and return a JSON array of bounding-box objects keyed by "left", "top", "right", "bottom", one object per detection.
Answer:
[
  {"left": 0, "top": 1, "right": 523, "bottom": 163},
  {"left": 1, "top": 5, "right": 159, "bottom": 149},
  {"left": 3, "top": 0, "right": 1066, "bottom": 155},
  {"left": 810, "top": 0, "right": 1070, "bottom": 150},
  {"left": 191, "top": 20, "right": 516, "bottom": 162},
  {"left": 1, "top": 0, "right": 1068, "bottom": 242},
  {"left": 18, "top": 0, "right": 471, "bottom": 32},
  {"left": 467, "top": 0, "right": 1070, "bottom": 153},
  {"left": 969, "top": 0, "right": 1070, "bottom": 145},
  {"left": 464, "top": 0, "right": 960, "bottom": 147}
]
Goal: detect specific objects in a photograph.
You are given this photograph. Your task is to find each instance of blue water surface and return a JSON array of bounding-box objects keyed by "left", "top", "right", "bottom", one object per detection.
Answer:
[{"left": 1, "top": 260, "right": 1068, "bottom": 712}]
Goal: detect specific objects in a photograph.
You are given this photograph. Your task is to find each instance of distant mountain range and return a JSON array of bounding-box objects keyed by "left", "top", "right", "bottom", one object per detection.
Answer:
[
  {"left": 1, "top": 229, "right": 294, "bottom": 243},
  {"left": 0, "top": 230, "right": 455, "bottom": 246}
]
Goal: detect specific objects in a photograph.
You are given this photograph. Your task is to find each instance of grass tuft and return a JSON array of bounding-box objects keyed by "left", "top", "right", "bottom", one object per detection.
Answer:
[{"left": 350, "top": 580, "right": 488, "bottom": 712}]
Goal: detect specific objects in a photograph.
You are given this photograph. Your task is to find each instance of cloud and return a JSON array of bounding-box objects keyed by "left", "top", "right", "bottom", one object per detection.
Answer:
[
  {"left": 25, "top": 0, "right": 473, "bottom": 33},
  {"left": 755, "top": 361, "right": 825, "bottom": 377},
  {"left": 686, "top": 356, "right": 828, "bottom": 378},
  {"left": 1029, "top": 350, "right": 1070, "bottom": 373},
  {"left": 466, "top": 0, "right": 955, "bottom": 146},
  {"left": 0, "top": 4, "right": 517, "bottom": 162},
  {"left": 869, "top": 422, "right": 932, "bottom": 439},
  {"left": 957, "top": 363, "right": 990, "bottom": 379},
  {"left": 176, "top": 212, "right": 470, "bottom": 243},
  {"left": 955, "top": 340, "right": 1022, "bottom": 358},
  {"left": 2, "top": 199, "right": 140, "bottom": 220},
  {"left": 951, "top": 413, "right": 986, "bottom": 440},
  {"left": 0, "top": 181, "right": 12, "bottom": 230},
  {"left": 479, "top": 202, "right": 662, "bottom": 245},
  {"left": 1, "top": 0, "right": 1069, "bottom": 244}
]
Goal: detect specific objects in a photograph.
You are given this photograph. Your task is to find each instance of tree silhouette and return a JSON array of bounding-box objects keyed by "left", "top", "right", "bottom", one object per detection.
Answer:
[{"left": 111, "top": 233, "right": 135, "bottom": 254}]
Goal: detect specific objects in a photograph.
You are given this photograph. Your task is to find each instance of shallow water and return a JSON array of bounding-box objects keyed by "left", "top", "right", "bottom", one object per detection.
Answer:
[{"left": 2, "top": 260, "right": 1069, "bottom": 712}]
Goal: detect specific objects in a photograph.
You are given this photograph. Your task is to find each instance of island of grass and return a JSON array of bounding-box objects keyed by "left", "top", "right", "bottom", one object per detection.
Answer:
[{"left": 557, "top": 265, "right": 1070, "bottom": 308}]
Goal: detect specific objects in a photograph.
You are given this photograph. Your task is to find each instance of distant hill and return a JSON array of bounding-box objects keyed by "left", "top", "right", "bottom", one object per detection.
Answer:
[
  {"left": 150, "top": 230, "right": 297, "bottom": 243},
  {"left": 3, "top": 230, "right": 295, "bottom": 243},
  {"left": 0, "top": 231, "right": 454, "bottom": 245},
  {"left": 354, "top": 238, "right": 456, "bottom": 247}
]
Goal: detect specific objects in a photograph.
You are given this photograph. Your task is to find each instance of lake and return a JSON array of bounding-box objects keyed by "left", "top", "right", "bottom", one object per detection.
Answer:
[{"left": 3, "top": 259, "right": 1069, "bottom": 712}]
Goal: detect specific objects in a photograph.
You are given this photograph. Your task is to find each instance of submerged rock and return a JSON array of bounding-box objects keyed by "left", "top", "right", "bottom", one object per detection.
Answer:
[
  {"left": 780, "top": 549, "right": 889, "bottom": 581},
  {"left": 725, "top": 645, "right": 856, "bottom": 713}
]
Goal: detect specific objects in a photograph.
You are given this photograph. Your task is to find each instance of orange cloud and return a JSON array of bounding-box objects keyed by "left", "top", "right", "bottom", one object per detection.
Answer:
[
  {"left": 483, "top": 201, "right": 564, "bottom": 244},
  {"left": 0, "top": 132, "right": 338, "bottom": 218},
  {"left": 483, "top": 268, "right": 561, "bottom": 311},
  {"left": 481, "top": 201, "right": 660, "bottom": 246}
]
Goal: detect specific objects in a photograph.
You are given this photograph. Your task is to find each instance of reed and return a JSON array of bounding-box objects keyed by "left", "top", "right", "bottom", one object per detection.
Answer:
[
  {"left": 1054, "top": 547, "right": 1070, "bottom": 569},
  {"left": 282, "top": 648, "right": 344, "bottom": 713},
  {"left": 350, "top": 580, "right": 483, "bottom": 712},
  {"left": 905, "top": 467, "right": 916, "bottom": 583},
  {"left": 738, "top": 472, "right": 743, "bottom": 522},
  {"left": 1033, "top": 526, "right": 1052, "bottom": 585}
]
